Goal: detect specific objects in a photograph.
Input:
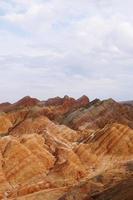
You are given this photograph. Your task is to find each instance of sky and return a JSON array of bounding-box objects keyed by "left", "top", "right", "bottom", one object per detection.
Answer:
[{"left": 0, "top": 0, "right": 133, "bottom": 103}]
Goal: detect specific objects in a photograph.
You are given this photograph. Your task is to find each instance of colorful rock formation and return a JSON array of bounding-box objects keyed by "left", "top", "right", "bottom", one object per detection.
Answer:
[{"left": 0, "top": 96, "right": 132, "bottom": 199}]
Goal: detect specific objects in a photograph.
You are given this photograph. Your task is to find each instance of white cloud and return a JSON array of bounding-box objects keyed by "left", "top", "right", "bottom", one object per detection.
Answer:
[{"left": 0, "top": 0, "right": 133, "bottom": 102}]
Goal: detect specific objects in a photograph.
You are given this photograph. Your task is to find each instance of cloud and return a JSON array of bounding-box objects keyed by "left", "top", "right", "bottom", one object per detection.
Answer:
[{"left": 0, "top": 0, "right": 133, "bottom": 102}]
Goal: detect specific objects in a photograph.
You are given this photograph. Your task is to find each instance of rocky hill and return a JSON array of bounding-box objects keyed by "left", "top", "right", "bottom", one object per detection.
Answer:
[{"left": 0, "top": 96, "right": 133, "bottom": 199}]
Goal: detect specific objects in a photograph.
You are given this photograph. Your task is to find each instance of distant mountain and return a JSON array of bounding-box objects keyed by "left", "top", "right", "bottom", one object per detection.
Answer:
[{"left": 120, "top": 100, "right": 133, "bottom": 106}]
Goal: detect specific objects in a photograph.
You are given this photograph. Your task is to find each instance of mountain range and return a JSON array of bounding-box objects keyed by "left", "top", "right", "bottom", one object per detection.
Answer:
[{"left": 0, "top": 95, "right": 133, "bottom": 199}]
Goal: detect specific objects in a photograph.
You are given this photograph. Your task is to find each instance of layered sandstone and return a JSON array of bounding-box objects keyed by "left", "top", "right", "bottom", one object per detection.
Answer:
[
  {"left": 62, "top": 98, "right": 133, "bottom": 130},
  {"left": 0, "top": 96, "right": 132, "bottom": 199}
]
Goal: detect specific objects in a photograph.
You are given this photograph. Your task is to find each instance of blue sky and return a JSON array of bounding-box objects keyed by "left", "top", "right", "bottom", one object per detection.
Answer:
[{"left": 0, "top": 0, "right": 133, "bottom": 102}]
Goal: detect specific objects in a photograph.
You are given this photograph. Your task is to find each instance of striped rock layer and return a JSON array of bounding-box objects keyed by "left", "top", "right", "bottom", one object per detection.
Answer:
[{"left": 0, "top": 96, "right": 132, "bottom": 199}]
